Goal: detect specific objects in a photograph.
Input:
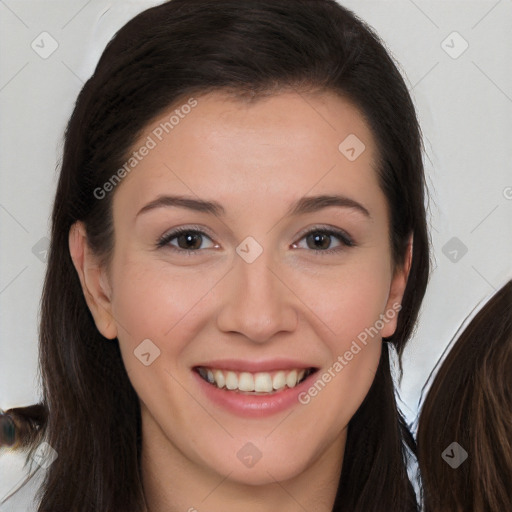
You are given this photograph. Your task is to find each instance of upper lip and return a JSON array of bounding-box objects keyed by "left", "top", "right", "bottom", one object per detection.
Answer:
[{"left": 193, "top": 358, "right": 318, "bottom": 373}]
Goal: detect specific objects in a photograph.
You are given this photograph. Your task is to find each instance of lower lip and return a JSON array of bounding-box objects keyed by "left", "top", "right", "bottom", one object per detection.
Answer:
[{"left": 192, "top": 369, "right": 317, "bottom": 418}]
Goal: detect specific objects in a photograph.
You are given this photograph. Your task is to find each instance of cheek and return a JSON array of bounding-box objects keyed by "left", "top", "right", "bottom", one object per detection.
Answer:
[
  {"left": 292, "top": 251, "right": 390, "bottom": 416},
  {"left": 297, "top": 266, "right": 387, "bottom": 434},
  {"left": 300, "top": 252, "right": 393, "bottom": 349},
  {"left": 110, "top": 257, "right": 218, "bottom": 340},
  {"left": 109, "top": 257, "right": 227, "bottom": 393},
  {"left": 109, "top": 261, "right": 196, "bottom": 417}
]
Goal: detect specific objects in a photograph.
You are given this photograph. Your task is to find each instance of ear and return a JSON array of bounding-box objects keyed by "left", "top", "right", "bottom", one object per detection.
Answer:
[
  {"left": 68, "top": 221, "right": 118, "bottom": 340},
  {"left": 381, "top": 233, "right": 413, "bottom": 339}
]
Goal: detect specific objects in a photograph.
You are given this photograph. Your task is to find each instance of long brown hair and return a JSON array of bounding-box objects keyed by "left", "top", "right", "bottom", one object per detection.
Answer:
[
  {"left": 417, "top": 280, "right": 512, "bottom": 511},
  {"left": 1, "top": 1, "right": 430, "bottom": 510}
]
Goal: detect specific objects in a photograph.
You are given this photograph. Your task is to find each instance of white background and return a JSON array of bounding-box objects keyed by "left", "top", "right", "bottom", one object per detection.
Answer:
[{"left": 1, "top": 0, "right": 511, "bottom": 507}]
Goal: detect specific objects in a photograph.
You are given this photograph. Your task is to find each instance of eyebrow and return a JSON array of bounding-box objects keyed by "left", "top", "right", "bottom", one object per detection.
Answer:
[{"left": 135, "top": 194, "right": 371, "bottom": 219}]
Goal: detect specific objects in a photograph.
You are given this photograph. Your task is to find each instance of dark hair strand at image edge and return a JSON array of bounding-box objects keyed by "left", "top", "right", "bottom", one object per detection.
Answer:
[{"left": 417, "top": 280, "right": 512, "bottom": 512}]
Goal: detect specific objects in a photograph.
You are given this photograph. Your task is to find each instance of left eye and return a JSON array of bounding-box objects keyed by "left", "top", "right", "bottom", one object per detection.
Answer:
[{"left": 292, "top": 228, "right": 354, "bottom": 253}]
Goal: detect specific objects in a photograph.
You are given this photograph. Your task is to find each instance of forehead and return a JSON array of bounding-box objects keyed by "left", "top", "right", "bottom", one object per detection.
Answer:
[{"left": 112, "top": 90, "right": 382, "bottom": 219}]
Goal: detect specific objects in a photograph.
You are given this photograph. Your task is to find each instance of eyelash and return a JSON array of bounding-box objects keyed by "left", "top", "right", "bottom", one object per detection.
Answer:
[{"left": 156, "top": 225, "right": 355, "bottom": 256}]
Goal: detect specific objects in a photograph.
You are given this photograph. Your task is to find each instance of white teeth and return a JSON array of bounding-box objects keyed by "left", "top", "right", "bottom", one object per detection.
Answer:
[
  {"left": 198, "top": 367, "right": 312, "bottom": 392},
  {"left": 213, "top": 369, "right": 225, "bottom": 388},
  {"left": 225, "top": 371, "right": 238, "bottom": 390},
  {"left": 254, "top": 373, "right": 273, "bottom": 392},
  {"left": 286, "top": 370, "right": 298, "bottom": 388},
  {"left": 238, "top": 372, "right": 254, "bottom": 391},
  {"left": 272, "top": 371, "right": 286, "bottom": 390}
]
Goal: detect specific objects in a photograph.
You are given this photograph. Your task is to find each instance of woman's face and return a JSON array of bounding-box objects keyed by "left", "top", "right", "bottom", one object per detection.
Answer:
[{"left": 72, "top": 90, "right": 409, "bottom": 486}]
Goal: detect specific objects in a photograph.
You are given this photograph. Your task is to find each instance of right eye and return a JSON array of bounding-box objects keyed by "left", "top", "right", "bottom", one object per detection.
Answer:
[{"left": 156, "top": 227, "right": 217, "bottom": 254}]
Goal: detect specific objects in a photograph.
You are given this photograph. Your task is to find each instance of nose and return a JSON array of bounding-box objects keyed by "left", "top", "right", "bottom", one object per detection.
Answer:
[{"left": 215, "top": 250, "right": 299, "bottom": 343}]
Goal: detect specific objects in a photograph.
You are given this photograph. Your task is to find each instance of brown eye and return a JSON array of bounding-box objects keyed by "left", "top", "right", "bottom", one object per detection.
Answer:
[
  {"left": 175, "top": 232, "right": 203, "bottom": 250},
  {"left": 156, "top": 228, "right": 215, "bottom": 253},
  {"left": 306, "top": 232, "right": 333, "bottom": 250},
  {"left": 293, "top": 227, "right": 355, "bottom": 255}
]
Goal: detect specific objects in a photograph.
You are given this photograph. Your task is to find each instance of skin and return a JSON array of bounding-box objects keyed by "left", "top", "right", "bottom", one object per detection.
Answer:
[{"left": 69, "top": 90, "right": 411, "bottom": 512}]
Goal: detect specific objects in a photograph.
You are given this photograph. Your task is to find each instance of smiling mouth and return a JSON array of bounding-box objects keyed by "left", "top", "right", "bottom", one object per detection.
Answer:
[{"left": 194, "top": 366, "right": 318, "bottom": 394}]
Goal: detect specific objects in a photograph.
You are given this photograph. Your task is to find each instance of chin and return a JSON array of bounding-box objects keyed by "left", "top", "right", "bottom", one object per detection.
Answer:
[{"left": 199, "top": 443, "right": 311, "bottom": 486}]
